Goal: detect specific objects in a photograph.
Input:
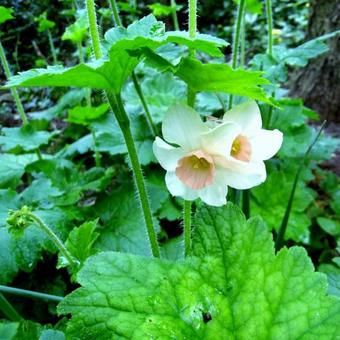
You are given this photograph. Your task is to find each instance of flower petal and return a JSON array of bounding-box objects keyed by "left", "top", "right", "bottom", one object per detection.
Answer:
[
  {"left": 162, "top": 103, "right": 208, "bottom": 149},
  {"left": 223, "top": 101, "right": 262, "bottom": 133},
  {"left": 216, "top": 159, "right": 267, "bottom": 190},
  {"left": 249, "top": 129, "right": 283, "bottom": 161},
  {"left": 201, "top": 121, "right": 241, "bottom": 157},
  {"left": 165, "top": 171, "right": 198, "bottom": 201},
  {"left": 198, "top": 169, "right": 228, "bottom": 206},
  {"left": 153, "top": 137, "right": 186, "bottom": 171}
]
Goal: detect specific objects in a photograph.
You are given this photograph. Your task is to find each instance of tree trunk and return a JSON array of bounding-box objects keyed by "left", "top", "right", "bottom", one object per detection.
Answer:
[{"left": 289, "top": 0, "right": 340, "bottom": 122}]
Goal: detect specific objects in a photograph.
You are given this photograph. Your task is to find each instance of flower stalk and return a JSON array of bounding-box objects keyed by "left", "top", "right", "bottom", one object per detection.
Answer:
[
  {"left": 171, "top": 0, "right": 179, "bottom": 31},
  {"left": 228, "top": 0, "right": 246, "bottom": 109},
  {"left": 86, "top": 0, "right": 160, "bottom": 257},
  {"left": 7, "top": 206, "right": 78, "bottom": 268},
  {"left": 183, "top": 0, "right": 198, "bottom": 257},
  {"left": 0, "top": 40, "right": 28, "bottom": 125}
]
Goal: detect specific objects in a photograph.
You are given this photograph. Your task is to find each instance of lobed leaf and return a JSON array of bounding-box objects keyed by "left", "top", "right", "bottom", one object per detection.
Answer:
[{"left": 58, "top": 204, "right": 340, "bottom": 339}]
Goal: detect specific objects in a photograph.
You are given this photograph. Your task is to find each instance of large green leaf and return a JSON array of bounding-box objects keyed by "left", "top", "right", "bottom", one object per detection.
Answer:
[
  {"left": 58, "top": 204, "right": 340, "bottom": 338},
  {"left": 5, "top": 15, "right": 226, "bottom": 94},
  {"left": 141, "top": 50, "right": 271, "bottom": 102},
  {"left": 175, "top": 58, "right": 270, "bottom": 102}
]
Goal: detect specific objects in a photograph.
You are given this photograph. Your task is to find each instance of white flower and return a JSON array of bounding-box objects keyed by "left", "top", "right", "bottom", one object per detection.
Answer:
[
  {"left": 153, "top": 101, "right": 283, "bottom": 207},
  {"left": 221, "top": 100, "right": 283, "bottom": 189}
]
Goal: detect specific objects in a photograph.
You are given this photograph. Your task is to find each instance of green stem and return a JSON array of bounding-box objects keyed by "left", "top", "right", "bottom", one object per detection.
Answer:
[
  {"left": 0, "top": 292, "right": 22, "bottom": 321},
  {"left": 188, "top": 0, "right": 197, "bottom": 38},
  {"left": 108, "top": 0, "right": 122, "bottom": 26},
  {"left": 36, "top": 148, "right": 43, "bottom": 161},
  {"left": 265, "top": 0, "right": 273, "bottom": 56},
  {"left": 85, "top": 0, "right": 102, "bottom": 59},
  {"left": 108, "top": 0, "right": 156, "bottom": 137},
  {"left": 0, "top": 40, "right": 28, "bottom": 125},
  {"left": 0, "top": 286, "right": 63, "bottom": 303},
  {"left": 132, "top": 73, "right": 157, "bottom": 136},
  {"left": 27, "top": 212, "right": 78, "bottom": 267},
  {"left": 88, "top": 0, "right": 159, "bottom": 257},
  {"left": 171, "top": 0, "right": 179, "bottom": 31},
  {"left": 242, "top": 189, "right": 250, "bottom": 218},
  {"left": 228, "top": 0, "right": 246, "bottom": 109},
  {"left": 77, "top": 41, "right": 92, "bottom": 106},
  {"left": 240, "top": 10, "right": 246, "bottom": 68},
  {"left": 265, "top": 0, "right": 274, "bottom": 127},
  {"left": 182, "top": 0, "right": 197, "bottom": 258},
  {"left": 91, "top": 130, "right": 101, "bottom": 167},
  {"left": 275, "top": 122, "right": 326, "bottom": 251},
  {"left": 47, "top": 29, "right": 58, "bottom": 64},
  {"left": 183, "top": 200, "right": 192, "bottom": 257},
  {"left": 107, "top": 92, "right": 160, "bottom": 257}
]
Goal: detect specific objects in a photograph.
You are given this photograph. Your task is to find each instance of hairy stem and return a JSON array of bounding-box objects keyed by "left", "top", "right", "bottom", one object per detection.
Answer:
[
  {"left": 242, "top": 189, "right": 250, "bottom": 218},
  {"left": 77, "top": 41, "right": 92, "bottom": 107},
  {"left": 171, "top": 0, "right": 179, "bottom": 31},
  {"left": 0, "top": 40, "right": 28, "bottom": 125},
  {"left": 85, "top": 0, "right": 102, "bottom": 59},
  {"left": 228, "top": 0, "right": 246, "bottom": 109},
  {"left": 265, "top": 0, "right": 274, "bottom": 128},
  {"left": 275, "top": 122, "right": 326, "bottom": 251},
  {"left": 107, "top": 92, "right": 160, "bottom": 257},
  {"left": 183, "top": 200, "right": 192, "bottom": 257},
  {"left": 0, "top": 285, "right": 63, "bottom": 303},
  {"left": 182, "top": 0, "right": 198, "bottom": 257},
  {"left": 47, "top": 29, "right": 58, "bottom": 64},
  {"left": 108, "top": 0, "right": 156, "bottom": 136},
  {"left": 28, "top": 212, "right": 78, "bottom": 267}
]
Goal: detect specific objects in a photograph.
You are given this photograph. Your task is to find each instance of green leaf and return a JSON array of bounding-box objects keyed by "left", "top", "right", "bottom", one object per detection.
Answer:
[
  {"left": 251, "top": 171, "right": 315, "bottom": 242},
  {"left": 0, "top": 322, "right": 18, "bottom": 340},
  {"left": 317, "top": 217, "right": 340, "bottom": 237},
  {"left": 36, "top": 12, "right": 55, "bottom": 32},
  {"left": 39, "top": 329, "right": 65, "bottom": 340},
  {"left": 123, "top": 72, "right": 186, "bottom": 123},
  {"left": 319, "top": 264, "right": 340, "bottom": 297},
  {"left": 0, "top": 201, "right": 71, "bottom": 284},
  {"left": 175, "top": 58, "right": 270, "bottom": 102},
  {"left": 0, "top": 154, "right": 38, "bottom": 189},
  {"left": 0, "top": 320, "right": 64, "bottom": 340},
  {"left": 92, "top": 112, "right": 155, "bottom": 165},
  {"left": 0, "top": 6, "right": 14, "bottom": 25},
  {"left": 67, "top": 104, "right": 110, "bottom": 125},
  {"left": 148, "top": 3, "right": 177, "bottom": 16},
  {"left": 58, "top": 220, "right": 99, "bottom": 269},
  {"left": 234, "top": 0, "right": 262, "bottom": 14},
  {"left": 5, "top": 15, "right": 227, "bottom": 94},
  {"left": 30, "top": 89, "right": 86, "bottom": 121},
  {"left": 59, "top": 204, "right": 340, "bottom": 338},
  {"left": 0, "top": 126, "right": 57, "bottom": 152},
  {"left": 91, "top": 185, "right": 155, "bottom": 257},
  {"left": 61, "top": 9, "right": 88, "bottom": 43}
]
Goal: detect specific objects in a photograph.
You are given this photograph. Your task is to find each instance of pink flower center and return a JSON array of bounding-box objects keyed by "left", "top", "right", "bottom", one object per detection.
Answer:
[
  {"left": 175, "top": 150, "right": 215, "bottom": 190},
  {"left": 231, "top": 135, "right": 252, "bottom": 162}
]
